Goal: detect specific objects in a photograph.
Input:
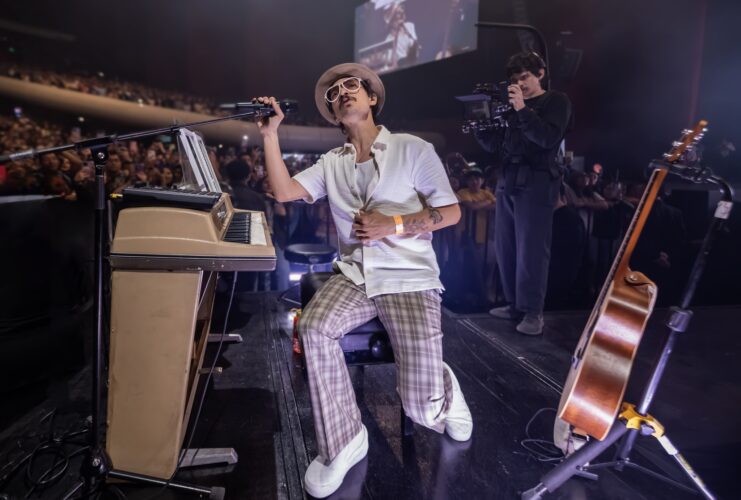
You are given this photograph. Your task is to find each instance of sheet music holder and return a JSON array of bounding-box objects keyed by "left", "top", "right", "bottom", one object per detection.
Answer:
[{"left": 177, "top": 129, "right": 221, "bottom": 193}]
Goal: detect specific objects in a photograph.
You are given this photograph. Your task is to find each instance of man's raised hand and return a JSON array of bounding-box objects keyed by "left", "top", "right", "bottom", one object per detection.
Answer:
[{"left": 255, "top": 96, "right": 284, "bottom": 136}]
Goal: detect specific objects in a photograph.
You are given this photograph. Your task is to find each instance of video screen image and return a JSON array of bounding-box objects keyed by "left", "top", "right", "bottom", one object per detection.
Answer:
[{"left": 355, "top": 0, "right": 479, "bottom": 75}]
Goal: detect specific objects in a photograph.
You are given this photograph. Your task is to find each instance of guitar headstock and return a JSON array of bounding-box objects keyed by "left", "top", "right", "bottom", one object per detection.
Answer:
[{"left": 663, "top": 120, "right": 708, "bottom": 163}]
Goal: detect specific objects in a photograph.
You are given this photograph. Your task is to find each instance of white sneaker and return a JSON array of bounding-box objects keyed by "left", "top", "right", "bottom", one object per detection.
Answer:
[
  {"left": 443, "top": 363, "right": 473, "bottom": 441},
  {"left": 304, "top": 425, "right": 368, "bottom": 498}
]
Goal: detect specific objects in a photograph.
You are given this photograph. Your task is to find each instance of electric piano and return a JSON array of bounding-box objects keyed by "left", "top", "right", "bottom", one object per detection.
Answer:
[
  {"left": 110, "top": 187, "right": 276, "bottom": 271},
  {"left": 105, "top": 129, "right": 275, "bottom": 480}
]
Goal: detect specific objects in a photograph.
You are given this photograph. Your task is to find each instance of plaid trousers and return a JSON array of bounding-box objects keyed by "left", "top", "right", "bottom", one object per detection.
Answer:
[{"left": 300, "top": 273, "right": 454, "bottom": 463}]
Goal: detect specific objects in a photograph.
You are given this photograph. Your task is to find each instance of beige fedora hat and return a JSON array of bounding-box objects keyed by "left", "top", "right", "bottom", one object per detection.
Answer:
[{"left": 314, "top": 62, "right": 385, "bottom": 124}]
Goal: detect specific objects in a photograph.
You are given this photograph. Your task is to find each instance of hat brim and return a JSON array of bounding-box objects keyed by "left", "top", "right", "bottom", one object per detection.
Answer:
[{"left": 314, "top": 63, "right": 385, "bottom": 125}]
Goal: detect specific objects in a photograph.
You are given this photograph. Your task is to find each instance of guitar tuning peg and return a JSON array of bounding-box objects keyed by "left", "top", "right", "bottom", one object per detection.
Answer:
[
  {"left": 672, "top": 141, "right": 684, "bottom": 147},
  {"left": 702, "top": 127, "right": 709, "bottom": 133},
  {"left": 682, "top": 129, "right": 692, "bottom": 135},
  {"left": 663, "top": 152, "right": 672, "bottom": 159}
]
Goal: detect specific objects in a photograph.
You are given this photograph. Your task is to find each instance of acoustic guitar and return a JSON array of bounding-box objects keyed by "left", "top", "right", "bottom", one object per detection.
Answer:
[{"left": 556, "top": 121, "right": 708, "bottom": 441}]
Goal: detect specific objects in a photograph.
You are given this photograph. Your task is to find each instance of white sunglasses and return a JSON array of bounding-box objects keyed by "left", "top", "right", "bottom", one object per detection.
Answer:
[{"left": 324, "top": 77, "right": 364, "bottom": 103}]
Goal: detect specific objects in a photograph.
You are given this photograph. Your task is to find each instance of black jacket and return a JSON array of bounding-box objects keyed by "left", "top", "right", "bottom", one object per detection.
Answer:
[{"left": 475, "top": 90, "right": 572, "bottom": 174}]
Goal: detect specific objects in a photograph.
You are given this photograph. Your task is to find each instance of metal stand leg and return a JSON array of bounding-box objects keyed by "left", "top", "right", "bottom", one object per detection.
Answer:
[
  {"left": 180, "top": 448, "right": 239, "bottom": 468},
  {"left": 655, "top": 433, "right": 715, "bottom": 499},
  {"left": 208, "top": 333, "right": 243, "bottom": 344},
  {"left": 521, "top": 422, "right": 630, "bottom": 499},
  {"left": 108, "top": 469, "right": 225, "bottom": 499}
]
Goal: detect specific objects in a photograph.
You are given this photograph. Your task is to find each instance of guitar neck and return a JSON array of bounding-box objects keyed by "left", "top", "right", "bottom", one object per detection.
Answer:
[
  {"left": 616, "top": 167, "right": 668, "bottom": 276},
  {"left": 587, "top": 167, "right": 668, "bottom": 326},
  {"left": 587, "top": 120, "right": 707, "bottom": 320}
]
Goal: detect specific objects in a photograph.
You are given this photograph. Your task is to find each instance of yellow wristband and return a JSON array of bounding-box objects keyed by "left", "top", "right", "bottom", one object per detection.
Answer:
[{"left": 393, "top": 215, "right": 404, "bottom": 235}]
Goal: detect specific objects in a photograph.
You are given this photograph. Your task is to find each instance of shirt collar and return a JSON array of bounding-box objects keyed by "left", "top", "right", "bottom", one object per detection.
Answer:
[{"left": 341, "top": 126, "right": 391, "bottom": 155}]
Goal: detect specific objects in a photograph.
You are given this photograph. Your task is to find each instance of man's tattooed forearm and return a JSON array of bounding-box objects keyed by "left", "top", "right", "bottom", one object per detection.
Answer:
[
  {"left": 403, "top": 208, "right": 444, "bottom": 234},
  {"left": 429, "top": 207, "right": 443, "bottom": 225},
  {"left": 404, "top": 217, "right": 428, "bottom": 233}
]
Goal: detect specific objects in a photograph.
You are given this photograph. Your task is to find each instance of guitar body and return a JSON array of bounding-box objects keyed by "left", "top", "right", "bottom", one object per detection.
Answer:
[
  {"left": 554, "top": 121, "right": 707, "bottom": 445},
  {"left": 558, "top": 269, "right": 657, "bottom": 440}
]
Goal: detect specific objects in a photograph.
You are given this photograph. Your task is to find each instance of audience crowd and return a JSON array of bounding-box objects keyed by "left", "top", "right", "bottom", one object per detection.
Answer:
[
  {"left": 1, "top": 63, "right": 355, "bottom": 128},
  {"left": 3, "top": 63, "right": 218, "bottom": 115}
]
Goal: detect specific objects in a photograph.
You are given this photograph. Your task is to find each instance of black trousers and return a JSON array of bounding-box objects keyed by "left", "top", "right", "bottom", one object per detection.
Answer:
[{"left": 494, "top": 169, "right": 560, "bottom": 315}]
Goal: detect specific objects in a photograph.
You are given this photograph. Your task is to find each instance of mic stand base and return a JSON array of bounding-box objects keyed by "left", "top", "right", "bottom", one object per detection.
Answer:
[{"left": 61, "top": 448, "right": 225, "bottom": 499}]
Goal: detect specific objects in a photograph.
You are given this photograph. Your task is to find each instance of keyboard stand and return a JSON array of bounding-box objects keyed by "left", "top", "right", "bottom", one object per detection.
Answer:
[
  {"left": 208, "top": 333, "right": 243, "bottom": 344},
  {"left": 180, "top": 448, "right": 238, "bottom": 468}
]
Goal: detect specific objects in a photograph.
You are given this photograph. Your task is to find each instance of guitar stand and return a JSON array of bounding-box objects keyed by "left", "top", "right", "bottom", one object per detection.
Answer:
[
  {"left": 583, "top": 403, "right": 712, "bottom": 495},
  {"left": 521, "top": 401, "right": 713, "bottom": 499},
  {"left": 522, "top": 166, "right": 734, "bottom": 500}
]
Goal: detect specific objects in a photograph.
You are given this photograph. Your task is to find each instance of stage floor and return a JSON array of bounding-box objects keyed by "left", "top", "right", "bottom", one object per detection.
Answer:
[{"left": 1, "top": 291, "right": 739, "bottom": 499}]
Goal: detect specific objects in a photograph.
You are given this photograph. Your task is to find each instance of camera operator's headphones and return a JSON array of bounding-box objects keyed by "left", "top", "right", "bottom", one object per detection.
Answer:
[
  {"left": 526, "top": 51, "right": 548, "bottom": 89},
  {"left": 529, "top": 51, "right": 547, "bottom": 70}
]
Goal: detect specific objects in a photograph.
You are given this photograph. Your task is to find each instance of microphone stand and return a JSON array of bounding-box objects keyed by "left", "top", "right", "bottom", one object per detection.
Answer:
[
  {"left": 0, "top": 106, "right": 291, "bottom": 163},
  {"left": 522, "top": 161, "right": 733, "bottom": 500},
  {"left": 2, "top": 107, "right": 286, "bottom": 500}
]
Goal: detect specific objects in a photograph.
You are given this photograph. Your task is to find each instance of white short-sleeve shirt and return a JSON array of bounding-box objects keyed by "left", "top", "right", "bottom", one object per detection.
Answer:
[{"left": 293, "top": 126, "right": 458, "bottom": 298}]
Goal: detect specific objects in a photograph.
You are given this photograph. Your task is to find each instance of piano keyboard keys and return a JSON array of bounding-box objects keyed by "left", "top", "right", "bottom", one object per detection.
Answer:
[
  {"left": 111, "top": 191, "right": 275, "bottom": 271},
  {"left": 223, "top": 212, "right": 267, "bottom": 246},
  {"left": 249, "top": 213, "right": 267, "bottom": 246}
]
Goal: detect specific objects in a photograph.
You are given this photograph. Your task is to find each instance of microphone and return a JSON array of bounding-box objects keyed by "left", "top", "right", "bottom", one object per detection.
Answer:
[
  {"left": 219, "top": 99, "right": 298, "bottom": 116},
  {"left": 0, "top": 149, "right": 36, "bottom": 164}
]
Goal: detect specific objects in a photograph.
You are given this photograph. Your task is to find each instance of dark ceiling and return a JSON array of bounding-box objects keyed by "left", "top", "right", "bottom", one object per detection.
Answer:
[{"left": 1, "top": 0, "right": 739, "bottom": 180}]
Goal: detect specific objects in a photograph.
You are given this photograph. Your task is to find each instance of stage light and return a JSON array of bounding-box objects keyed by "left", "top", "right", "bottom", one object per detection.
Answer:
[{"left": 289, "top": 272, "right": 303, "bottom": 282}]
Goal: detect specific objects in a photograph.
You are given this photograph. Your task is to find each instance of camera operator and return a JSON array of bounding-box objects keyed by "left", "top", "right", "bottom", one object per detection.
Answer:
[{"left": 475, "top": 51, "right": 572, "bottom": 335}]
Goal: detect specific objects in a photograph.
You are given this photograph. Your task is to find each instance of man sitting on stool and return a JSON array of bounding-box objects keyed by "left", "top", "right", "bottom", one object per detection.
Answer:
[{"left": 255, "top": 62, "right": 472, "bottom": 498}]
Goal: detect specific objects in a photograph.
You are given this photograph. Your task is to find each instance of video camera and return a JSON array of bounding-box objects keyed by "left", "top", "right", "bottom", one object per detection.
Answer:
[{"left": 455, "top": 81, "right": 512, "bottom": 133}]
